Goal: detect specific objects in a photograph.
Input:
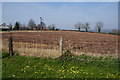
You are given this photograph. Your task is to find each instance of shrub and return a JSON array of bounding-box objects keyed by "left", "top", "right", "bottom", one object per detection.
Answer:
[{"left": 59, "top": 50, "right": 73, "bottom": 61}]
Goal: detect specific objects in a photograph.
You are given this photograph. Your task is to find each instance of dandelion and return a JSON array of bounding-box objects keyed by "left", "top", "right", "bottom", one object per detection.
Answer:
[
  {"left": 26, "top": 66, "right": 29, "bottom": 68},
  {"left": 73, "top": 71, "right": 75, "bottom": 73},
  {"left": 63, "top": 76, "right": 65, "bottom": 78},
  {"left": 86, "top": 72, "right": 88, "bottom": 74},
  {"left": 41, "top": 72, "right": 44, "bottom": 74},
  {"left": 60, "top": 77, "right": 63, "bottom": 78},
  {"left": 70, "top": 72, "right": 73, "bottom": 73},
  {"left": 35, "top": 71, "right": 38, "bottom": 74},
  {"left": 76, "top": 71, "right": 79, "bottom": 73},
  {"left": 106, "top": 76, "right": 109, "bottom": 78},
  {"left": 80, "top": 70, "right": 84, "bottom": 71}
]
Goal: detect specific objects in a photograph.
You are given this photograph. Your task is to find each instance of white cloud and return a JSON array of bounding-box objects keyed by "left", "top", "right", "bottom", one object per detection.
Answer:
[{"left": 2, "top": 0, "right": 120, "bottom": 2}]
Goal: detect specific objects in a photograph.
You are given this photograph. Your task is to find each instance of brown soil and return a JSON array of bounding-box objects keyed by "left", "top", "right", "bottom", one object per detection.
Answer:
[{"left": 1, "top": 31, "right": 118, "bottom": 56}]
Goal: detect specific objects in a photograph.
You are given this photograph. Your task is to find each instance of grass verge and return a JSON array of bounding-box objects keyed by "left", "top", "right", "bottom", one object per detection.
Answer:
[{"left": 2, "top": 52, "right": 120, "bottom": 79}]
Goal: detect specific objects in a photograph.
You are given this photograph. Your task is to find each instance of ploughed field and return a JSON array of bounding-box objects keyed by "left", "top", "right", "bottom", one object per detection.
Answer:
[{"left": 1, "top": 31, "right": 118, "bottom": 56}]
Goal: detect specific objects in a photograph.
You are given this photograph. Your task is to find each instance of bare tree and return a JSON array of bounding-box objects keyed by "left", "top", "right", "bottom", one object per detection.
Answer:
[
  {"left": 74, "top": 22, "right": 83, "bottom": 31},
  {"left": 48, "top": 24, "right": 56, "bottom": 31},
  {"left": 96, "top": 21, "right": 103, "bottom": 33},
  {"left": 28, "top": 19, "right": 36, "bottom": 29},
  {"left": 84, "top": 22, "right": 90, "bottom": 32}
]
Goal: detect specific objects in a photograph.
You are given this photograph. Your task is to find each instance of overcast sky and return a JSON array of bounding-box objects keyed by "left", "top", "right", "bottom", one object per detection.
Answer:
[{"left": 2, "top": 2, "right": 118, "bottom": 30}]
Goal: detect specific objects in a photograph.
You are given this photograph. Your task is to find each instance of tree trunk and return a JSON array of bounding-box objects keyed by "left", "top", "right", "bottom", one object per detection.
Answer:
[
  {"left": 78, "top": 28, "right": 81, "bottom": 31},
  {"left": 98, "top": 28, "right": 101, "bottom": 33},
  {"left": 86, "top": 28, "right": 88, "bottom": 32}
]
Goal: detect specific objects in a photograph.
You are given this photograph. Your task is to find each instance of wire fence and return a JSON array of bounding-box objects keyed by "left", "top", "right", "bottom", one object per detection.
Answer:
[{"left": 1, "top": 31, "right": 119, "bottom": 58}]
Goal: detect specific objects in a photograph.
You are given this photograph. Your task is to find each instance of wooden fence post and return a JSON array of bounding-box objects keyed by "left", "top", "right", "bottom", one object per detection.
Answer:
[
  {"left": 9, "top": 37, "right": 13, "bottom": 56},
  {"left": 60, "top": 37, "right": 63, "bottom": 55}
]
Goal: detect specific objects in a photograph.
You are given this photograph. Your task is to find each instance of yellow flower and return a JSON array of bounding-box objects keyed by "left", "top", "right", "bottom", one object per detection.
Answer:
[
  {"left": 80, "top": 70, "right": 84, "bottom": 71},
  {"left": 41, "top": 72, "right": 44, "bottom": 74},
  {"left": 76, "top": 67, "right": 78, "bottom": 68},
  {"left": 73, "top": 71, "right": 75, "bottom": 73},
  {"left": 26, "top": 66, "right": 29, "bottom": 68},
  {"left": 60, "top": 77, "right": 63, "bottom": 78},
  {"left": 62, "top": 70, "right": 65, "bottom": 72},
  {"left": 76, "top": 71, "right": 79, "bottom": 73},
  {"left": 86, "top": 73, "right": 88, "bottom": 74},
  {"left": 35, "top": 72, "right": 37, "bottom": 73}
]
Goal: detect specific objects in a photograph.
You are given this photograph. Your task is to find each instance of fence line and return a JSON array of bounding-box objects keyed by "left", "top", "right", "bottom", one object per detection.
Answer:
[
  {"left": 3, "top": 37, "right": 63, "bottom": 58},
  {"left": 1, "top": 35, "right": 118, "bottom": 58}
]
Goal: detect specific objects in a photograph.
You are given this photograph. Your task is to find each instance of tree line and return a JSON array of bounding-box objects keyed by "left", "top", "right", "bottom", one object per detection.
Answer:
[
  {"left": 6, "top": 19, "right": 119, "bottom": 35},
  {"left": 74, "top": 21, "right": 103, "bottom": 33},
  {"left": 8, "top": 19, "right": 59, "bottom": 31}
]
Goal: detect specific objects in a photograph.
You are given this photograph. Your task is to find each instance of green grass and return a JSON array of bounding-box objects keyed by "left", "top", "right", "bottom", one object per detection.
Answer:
[{"left": 2, "top": 52, "right": 120, "bottom": 79}]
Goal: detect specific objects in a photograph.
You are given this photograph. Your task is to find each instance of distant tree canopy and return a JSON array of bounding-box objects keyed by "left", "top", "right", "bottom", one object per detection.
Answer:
[
  {"left": 13, "top": 22, "right": 20, "bottom": 30},
  {"left": 74, "top": 22, "right": 83, "bottom": 31},
  {"left": 83, "top": 22, "right": 90, "bottom": 32},
  {"left": 28, "top": 19, "right": 36, "bottom": 29},
  {"left": 75, "top": 22, "right": 90, "bottom": 32},
  {"left": 48, "top": 24, "right": 56, "bottom": 31},
  {"left": 96, "top": 21, "right": 103, "bottom": 33}
]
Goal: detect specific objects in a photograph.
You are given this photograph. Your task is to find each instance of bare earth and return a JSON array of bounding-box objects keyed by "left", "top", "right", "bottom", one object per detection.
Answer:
[{"left": 1, "top": 31, "right": 118, "bottom": 58}]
